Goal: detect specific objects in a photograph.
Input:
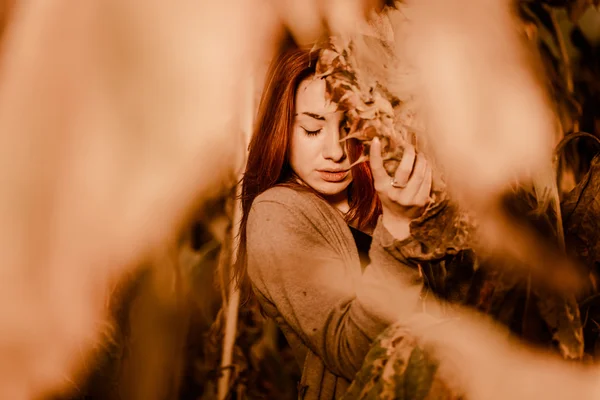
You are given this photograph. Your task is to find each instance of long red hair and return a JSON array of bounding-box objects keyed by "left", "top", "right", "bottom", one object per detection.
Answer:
[{"left": 235, "top": 38, "right": 382, "bottom": 300}]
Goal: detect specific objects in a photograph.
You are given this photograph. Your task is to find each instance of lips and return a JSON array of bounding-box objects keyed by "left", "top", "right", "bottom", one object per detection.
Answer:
[{"left": 318, "top": 170, "right": 349, "bottom": 183}]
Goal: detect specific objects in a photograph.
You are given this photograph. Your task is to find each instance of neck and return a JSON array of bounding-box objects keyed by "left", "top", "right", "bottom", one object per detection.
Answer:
[
  {"left": 291, "top": 176, "right": 350, "bottom": 215},
  {"left": 324, "top": 191, "right": 350, "bottom": 215}
]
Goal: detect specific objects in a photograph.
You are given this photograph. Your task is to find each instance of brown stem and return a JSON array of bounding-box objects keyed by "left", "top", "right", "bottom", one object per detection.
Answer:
[
  {"left": 217, "top": 241, "right": 230, "bottom": 312},
  {"left": 218, "top": 281, "right": 241, "bottom": 400},
  {"left": 217, "top": 74, "right": 255, "bottom": 400}
]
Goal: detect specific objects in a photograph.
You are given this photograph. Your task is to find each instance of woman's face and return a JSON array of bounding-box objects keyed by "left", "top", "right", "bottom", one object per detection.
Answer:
[{"left": 290, "top": 77, "right": 352, "bottom": 200}]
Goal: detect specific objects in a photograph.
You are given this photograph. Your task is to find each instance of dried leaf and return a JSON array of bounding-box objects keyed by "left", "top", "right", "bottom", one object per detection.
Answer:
[
  {"left": 342, "top": 322, "right": 462, "bottom": 400},
  {"left": 567, "top": 0, "right": 593, "bottom": 22},
  {"left": 315, "top": 36, "right": 408, "bottom": 177},
  {"left": 562, "top": 154, "right": 600, "bottom": 267},
  {"left": 534, "top": 289, "right": 584, "bottom": 360},
  {"left": 522, "top": 2, "right": 558, "bottom": 44},
  {"left": 387, "top": 199, "right": 477, "bottom": 264}
]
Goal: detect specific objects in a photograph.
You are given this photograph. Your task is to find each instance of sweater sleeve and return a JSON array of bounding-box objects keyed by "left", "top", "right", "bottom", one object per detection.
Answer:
[{"left": 246, "top": 192, "right": 423, "bottom": 381}]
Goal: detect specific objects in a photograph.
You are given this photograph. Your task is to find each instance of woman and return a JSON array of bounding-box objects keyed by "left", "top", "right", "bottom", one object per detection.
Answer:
[{"left": 235, "top": 37, "right": 437, "bottom": 399}]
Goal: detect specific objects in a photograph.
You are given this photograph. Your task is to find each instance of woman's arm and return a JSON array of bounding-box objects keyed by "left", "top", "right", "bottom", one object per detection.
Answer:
[{"left": 246, "top": 193, "right": 423, "bottom": 381}]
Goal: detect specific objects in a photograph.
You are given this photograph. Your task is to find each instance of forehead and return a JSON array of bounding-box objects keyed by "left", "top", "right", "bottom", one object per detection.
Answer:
[{"left": 295, "top": 77, "right": 337, "bottom": 116}]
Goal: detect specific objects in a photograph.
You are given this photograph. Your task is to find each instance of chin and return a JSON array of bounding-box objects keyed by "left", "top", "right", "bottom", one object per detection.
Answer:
[{"left": 312, "top": 180, "right": 351, "bottom": 197}]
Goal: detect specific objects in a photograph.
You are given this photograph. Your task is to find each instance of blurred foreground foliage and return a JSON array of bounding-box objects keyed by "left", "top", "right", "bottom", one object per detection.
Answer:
[{"left": 47, "top": 1, "right": 600, "bottom": 399}]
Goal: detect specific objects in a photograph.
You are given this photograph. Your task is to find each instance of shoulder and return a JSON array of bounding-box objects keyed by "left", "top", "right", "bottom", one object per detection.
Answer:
[
  {"left": 246, "top": 185, "right": 358, "bottom": 273},
  {"left": 253, "top": 185, "right": 320, "bottom": 208},
  {"left": 251, "top": 185, "right": 331, "bottom": 219},
  {"left": 248, "top": 185, "right": 336, "bottom": 237}
]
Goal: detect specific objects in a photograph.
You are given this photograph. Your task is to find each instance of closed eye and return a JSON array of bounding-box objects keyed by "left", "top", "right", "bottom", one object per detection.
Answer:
[{"left": 302, "top": 127, "right": 322, "bottom": 136}]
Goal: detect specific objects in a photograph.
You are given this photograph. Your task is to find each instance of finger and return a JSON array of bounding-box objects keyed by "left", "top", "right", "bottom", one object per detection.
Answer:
[
  {"left": 392, "top": 145, "right": 416, "bottom": 188},
  {"left": 413, "top": 153, "right": 428, "bottom": 183},
  {"left": 402, "top": 152, "right": 427, "bottom": 193},
  {"left": 413, "top": 163, "right": 433, "bottom": 206},
  {"left": 369, "top": 137, "right": 389, "bottom": 188},
  {"left": 390, "top": 155, "right": 428, "bottom": 205}
]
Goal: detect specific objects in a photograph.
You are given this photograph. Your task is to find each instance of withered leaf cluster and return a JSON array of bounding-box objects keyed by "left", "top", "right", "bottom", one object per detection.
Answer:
[{"left": 315, "top": 37, "right": 406, "bottom": 176}]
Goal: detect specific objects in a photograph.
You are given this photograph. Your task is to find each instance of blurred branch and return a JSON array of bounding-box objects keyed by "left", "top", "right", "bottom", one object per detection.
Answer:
[
  {"left": 217, "top": 73, "right": 256, "bottom": 400},
  {"left": 218, "top": 280, "right": 241, "bottom": 400}
]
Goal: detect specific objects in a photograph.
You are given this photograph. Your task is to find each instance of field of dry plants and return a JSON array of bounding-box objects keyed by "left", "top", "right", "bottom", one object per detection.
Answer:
[{"left": 0, "top": 0, "right": 599, "bottom": 399}]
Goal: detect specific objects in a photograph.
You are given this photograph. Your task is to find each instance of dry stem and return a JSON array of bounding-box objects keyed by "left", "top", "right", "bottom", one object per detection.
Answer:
[{"left": 217, "top": 74, "right": 256, "bottom": 400}]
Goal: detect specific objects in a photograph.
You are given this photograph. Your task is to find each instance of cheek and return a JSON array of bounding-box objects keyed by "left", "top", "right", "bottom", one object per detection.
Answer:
[{"left": 289, "top": 130, "right": 318, "bottom": 171}]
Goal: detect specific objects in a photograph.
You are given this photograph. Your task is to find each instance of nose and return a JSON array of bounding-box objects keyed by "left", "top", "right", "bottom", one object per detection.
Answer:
[{"left": 322, "top": 126, "right": 346, "bottom": 163}]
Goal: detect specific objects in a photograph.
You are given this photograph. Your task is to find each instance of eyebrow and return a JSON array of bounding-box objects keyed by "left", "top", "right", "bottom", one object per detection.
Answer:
[{"left": 297, "top": 112, "right": 325, "bottom": 121}]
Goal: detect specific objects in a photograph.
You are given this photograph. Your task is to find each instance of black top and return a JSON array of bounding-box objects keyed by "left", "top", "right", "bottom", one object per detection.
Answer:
[{"left": 349, "top": 226, "right": 372, "bottom": 270}]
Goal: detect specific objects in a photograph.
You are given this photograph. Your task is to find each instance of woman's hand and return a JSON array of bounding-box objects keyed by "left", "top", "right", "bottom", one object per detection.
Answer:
[{"left": 369, "top": 137, "right": 433, "bottom": 240}]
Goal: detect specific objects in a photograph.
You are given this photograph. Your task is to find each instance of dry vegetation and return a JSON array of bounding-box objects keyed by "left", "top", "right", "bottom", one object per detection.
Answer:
[{"left": 0, "top": 0, "right": 598, "bottom": 399}]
